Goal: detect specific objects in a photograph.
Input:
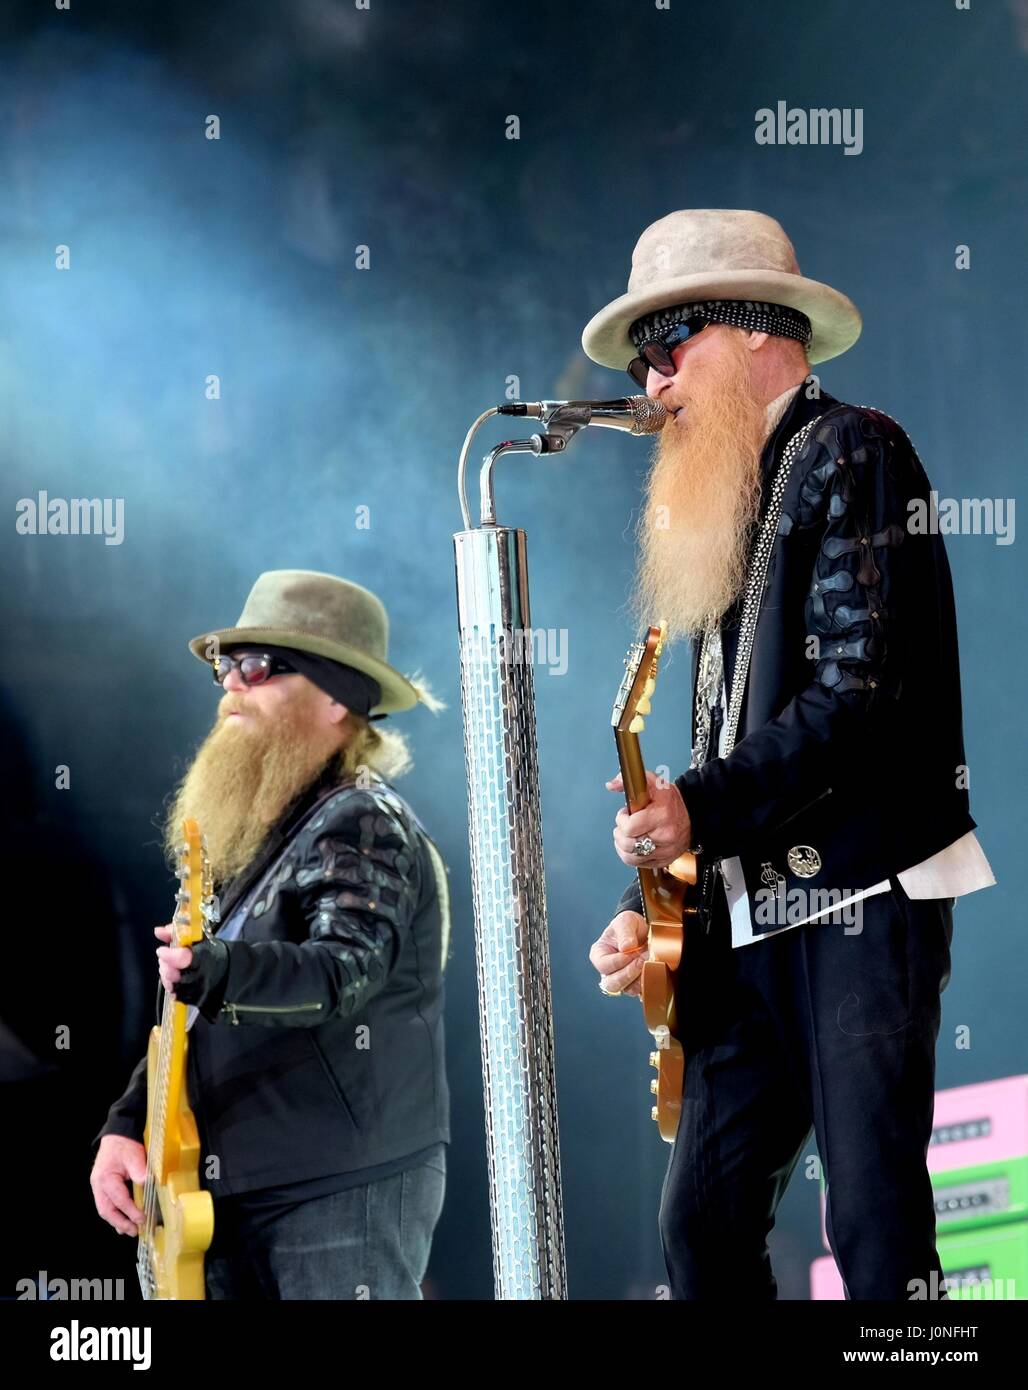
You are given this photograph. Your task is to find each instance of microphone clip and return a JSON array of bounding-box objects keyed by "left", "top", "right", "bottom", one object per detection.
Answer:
[{"left": 534, "top": 405, "right": 591, "bottom": 453}]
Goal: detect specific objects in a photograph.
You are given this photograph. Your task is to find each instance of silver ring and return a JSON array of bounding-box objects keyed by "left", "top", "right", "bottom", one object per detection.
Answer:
[
  {"left": 634, "top": 834, "right": 657, "bottom": 859},
  {"left": 599, "top": 979, "right": 622, "bottom": 997}
]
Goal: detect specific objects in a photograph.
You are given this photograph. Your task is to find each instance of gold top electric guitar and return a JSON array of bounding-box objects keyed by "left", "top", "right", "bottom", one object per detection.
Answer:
[
  {"left": 611, "top": 622, "right": 701, "bottom": 1142},
  {"left": 134, "top": 818, "right": 215, "bottom": 1299}
]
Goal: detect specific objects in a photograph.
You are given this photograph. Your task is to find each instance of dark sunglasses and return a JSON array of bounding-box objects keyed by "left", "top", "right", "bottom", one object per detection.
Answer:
[
  {"left": 626, "top": 316, "right": 712, "bottom": 388},
  {"left": 210, "top": 651, "right": 298, "bottom": 687}
]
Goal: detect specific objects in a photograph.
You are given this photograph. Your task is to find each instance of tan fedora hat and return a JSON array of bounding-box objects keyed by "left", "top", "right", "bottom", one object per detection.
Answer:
[
  {"left": 581, "top": 208, "right": 862, "bottom": 369},
  {"left": 188, "top": 569, "right": 422, "bottom": 714}
]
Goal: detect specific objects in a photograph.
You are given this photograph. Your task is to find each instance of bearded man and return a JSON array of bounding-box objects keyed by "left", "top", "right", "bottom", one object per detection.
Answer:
[
  {"left": 583, "top": 210, "right": 995, "bottom": 1300},
  {"left": 90, "top": 570, "right": 451, "bottom": 1300}
]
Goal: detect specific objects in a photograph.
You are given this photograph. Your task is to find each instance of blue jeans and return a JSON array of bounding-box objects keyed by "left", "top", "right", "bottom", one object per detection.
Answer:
[{"left": 204, "top": 1151, "right": 446, "bottom": 1300}]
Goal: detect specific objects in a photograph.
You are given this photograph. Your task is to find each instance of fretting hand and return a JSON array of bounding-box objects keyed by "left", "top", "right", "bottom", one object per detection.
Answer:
[
  {"left": 607, "top": 769, "right": 693, "bottom": 868},
  {"left": 154, "top": 923, "right": 193, "bottom": 996}
]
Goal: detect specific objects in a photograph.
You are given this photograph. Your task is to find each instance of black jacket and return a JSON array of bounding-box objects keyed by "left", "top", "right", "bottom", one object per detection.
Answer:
[
  {"left": 94, "top": 769, "right": 451, "bottom": 1195},
  {"left": 616, "top": 384, "right": 976, "bottom": 942}
]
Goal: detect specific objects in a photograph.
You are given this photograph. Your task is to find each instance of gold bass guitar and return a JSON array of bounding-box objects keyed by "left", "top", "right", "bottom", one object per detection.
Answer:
[{"left": 134, "top": 818, "right": 215, "bottom": 1299}]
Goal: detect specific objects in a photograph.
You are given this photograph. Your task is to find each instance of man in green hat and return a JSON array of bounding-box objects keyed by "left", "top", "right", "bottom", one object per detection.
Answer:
[{"left": 90, "top": 570, "right": 451, "bottom": 1300}]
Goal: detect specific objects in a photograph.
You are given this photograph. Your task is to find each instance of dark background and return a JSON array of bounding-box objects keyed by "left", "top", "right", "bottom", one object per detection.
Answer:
[{"left": 1, "top": 0, "right": 1024, "bottom": 1300}]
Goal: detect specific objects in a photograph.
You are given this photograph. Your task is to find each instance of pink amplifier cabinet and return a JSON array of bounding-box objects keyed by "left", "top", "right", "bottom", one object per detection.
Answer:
[{"left": 810, "top": 1254, "right": 845, "bottom": 1301}]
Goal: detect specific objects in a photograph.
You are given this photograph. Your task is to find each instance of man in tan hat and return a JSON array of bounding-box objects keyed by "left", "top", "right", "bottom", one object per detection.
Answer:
[
  {"left": 584, "top": 210, "right": 994, "bottom": 1299},
  {"left": 89, "top": 570, "right": 451, "bottom": 1299}
]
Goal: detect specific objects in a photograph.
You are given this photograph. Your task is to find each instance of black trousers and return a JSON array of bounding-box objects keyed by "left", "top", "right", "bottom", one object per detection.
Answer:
[{"left": 658, "top": 874, "right": 954, "bottom": 1300}]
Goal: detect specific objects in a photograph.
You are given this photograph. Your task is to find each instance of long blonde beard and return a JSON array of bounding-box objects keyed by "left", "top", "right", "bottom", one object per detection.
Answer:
[
  {"left": 162, "top": 683, "right": 344, "bottom": 887},
  {"left": 632, "top": 330, "right": 770, "bottom": 642}
]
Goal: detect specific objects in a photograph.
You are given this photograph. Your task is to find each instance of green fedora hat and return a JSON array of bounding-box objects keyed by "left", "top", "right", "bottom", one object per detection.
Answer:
[{"left": 188, "top": 569, "right": 420, "bottom": 714}]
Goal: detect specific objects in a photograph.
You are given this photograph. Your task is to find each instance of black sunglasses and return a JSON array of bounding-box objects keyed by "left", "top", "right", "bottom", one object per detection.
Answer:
[
  {"left": 210, "top": 651, "right": 298, "bottom": 687},
  {"left": 626, "top": 316, "right": 712, "bottom": 388}
]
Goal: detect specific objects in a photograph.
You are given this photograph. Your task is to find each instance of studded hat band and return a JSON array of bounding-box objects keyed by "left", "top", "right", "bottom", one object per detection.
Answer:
[{"left": 629, "top": 299, "right": 813, "bottom": 351}]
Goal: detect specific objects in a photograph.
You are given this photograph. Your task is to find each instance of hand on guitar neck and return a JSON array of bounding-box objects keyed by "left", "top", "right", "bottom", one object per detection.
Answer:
[
  {"left": 155, "top": 921, "right": 193, "bottom": 995},
  {"left": 606, "top": 769, "right": 695, "bottom": 871}
]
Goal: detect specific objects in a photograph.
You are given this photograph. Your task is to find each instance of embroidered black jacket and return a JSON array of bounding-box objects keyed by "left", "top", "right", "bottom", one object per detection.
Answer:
[{"left": 615, "top": 385, "right": 976, "bottom": 940}]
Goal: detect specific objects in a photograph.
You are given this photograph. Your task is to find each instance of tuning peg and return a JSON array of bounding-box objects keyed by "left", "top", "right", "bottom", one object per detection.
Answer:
[
  {"left": 650, "top": 1078, "right": 659, "bottom": 1095},
  {"left": 636, "top": 696, "right": 652, "bottom": 715},
  {"left": 651, "top": 1106, "right": 659, "bottom": 1123},
  {"left": 643, "top": 677, "right": 655, "bottom": 697},
  {"left": 649, "top": 1051, "right": 660, "bottom": 1068},
  {"left": 628, "top": 714, "right": 645, "bottom": 733}
]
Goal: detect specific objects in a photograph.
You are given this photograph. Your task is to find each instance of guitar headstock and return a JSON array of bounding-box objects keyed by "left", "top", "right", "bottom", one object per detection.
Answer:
[
  {"left": 173, "top": 818, "right": 211, "bottom": 948},
  {"left": 611, "top": 619, "right": 669, "bottom": 736}
]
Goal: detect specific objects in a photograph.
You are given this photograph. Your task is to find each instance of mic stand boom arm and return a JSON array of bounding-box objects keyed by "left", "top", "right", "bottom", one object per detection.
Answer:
[{"left": 458, "top": 405, "right": 587, "bottom": 529}]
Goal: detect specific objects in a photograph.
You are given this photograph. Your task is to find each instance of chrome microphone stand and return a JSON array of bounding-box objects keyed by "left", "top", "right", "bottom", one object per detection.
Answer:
[
  {"left": 452, "top": 409, "right": 575, "bottom": 1301},
  {"left": 452, "top": 397, "right": 664, "bottom": 1300}
]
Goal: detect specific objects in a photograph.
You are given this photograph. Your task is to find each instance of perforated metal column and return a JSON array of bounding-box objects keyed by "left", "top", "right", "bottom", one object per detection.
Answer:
[{"left": 454, "top": 525, "right": 567, "bottom": 1300}]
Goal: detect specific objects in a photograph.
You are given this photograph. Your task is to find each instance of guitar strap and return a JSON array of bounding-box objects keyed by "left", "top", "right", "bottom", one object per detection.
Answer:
[{"left": 689, "top": 413, "right": 824, "bottom": 927}]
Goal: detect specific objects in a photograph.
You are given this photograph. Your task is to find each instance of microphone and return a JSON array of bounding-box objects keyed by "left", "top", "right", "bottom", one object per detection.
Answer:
[{"left": 497, "top": 396, "right": 668, "bottom": 435}]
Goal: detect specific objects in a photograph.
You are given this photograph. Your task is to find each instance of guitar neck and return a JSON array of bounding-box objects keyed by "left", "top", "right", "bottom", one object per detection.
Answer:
[
  {"left": 614, "top": 726, "right": 661, "bottom": 913},
  {"left": 614, "top": 728, "right": 699, "bottom": 903},
  {"left": 615, "top": 727, "right": 650, "bottom": 814}
]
